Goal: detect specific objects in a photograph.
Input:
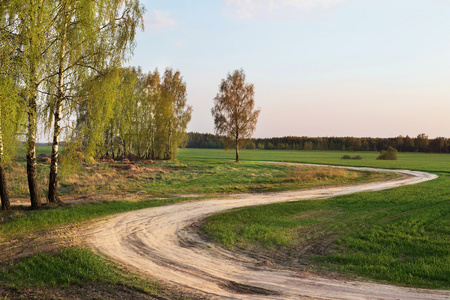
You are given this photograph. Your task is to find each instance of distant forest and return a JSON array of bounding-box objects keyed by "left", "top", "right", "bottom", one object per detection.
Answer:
[{"left": 186, "top": 132, "right": 449, "bottom": 153}]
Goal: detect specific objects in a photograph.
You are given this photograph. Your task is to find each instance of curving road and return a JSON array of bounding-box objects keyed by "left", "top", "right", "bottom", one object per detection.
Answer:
[{"left": 89, "top": 165, "right": 449, "bottom": 299}]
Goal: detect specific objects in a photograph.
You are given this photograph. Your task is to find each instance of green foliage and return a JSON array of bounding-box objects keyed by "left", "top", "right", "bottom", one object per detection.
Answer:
[
  {"left": 377, "top": 147, "right": 398, "bottom": 160},
  {"left": 0, "top": 77, "right": 22, "bottom": 164},
  {"left": 86, "top": 67, "right": 192, "bottom": 160},
  {"left": 0, "top": 6, "right": 25, "bottom": 165},
  {"left": 77, "top": 68, "right": 122, "bottom": 159}
]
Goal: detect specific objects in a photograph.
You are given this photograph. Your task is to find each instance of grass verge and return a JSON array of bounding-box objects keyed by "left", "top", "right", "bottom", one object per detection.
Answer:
[
  {"left": 0, "top": 198, "right": 196, "bottom": 237},
  {"left": 0, "top": 246, "right": 199, "bottom": 299}
]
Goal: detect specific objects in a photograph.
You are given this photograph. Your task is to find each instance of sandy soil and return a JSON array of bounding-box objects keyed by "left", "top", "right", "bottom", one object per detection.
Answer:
[{"left": 88, "top": 166, "right": 450, "bottom": 300}]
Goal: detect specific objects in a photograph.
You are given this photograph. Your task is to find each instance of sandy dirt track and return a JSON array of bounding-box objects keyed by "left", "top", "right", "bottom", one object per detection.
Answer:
[{"left": 89, "top": 165, "right": 449, "bottom": 299}]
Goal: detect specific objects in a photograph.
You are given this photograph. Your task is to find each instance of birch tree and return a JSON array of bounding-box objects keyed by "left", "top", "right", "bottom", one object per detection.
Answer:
[
  {"left": 160, "top": 69, "right": 192, "bottom": 160},
  {"left": 77, "top": 67, "right": 192, "bottom": 161},
  {"left": 45, "top": 0, "right": 144, "bottom": 203},
  {"left": 5, "top": 0, "right": 56, "bottom": 209},
  {"left": 0, "top": 38, "right": 22, "bottom": 210},
  {"left": 211, "top": 70, "right": 260, "bottom": 162}
]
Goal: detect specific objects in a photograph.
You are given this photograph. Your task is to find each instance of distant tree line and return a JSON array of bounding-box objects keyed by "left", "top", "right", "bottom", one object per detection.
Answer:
[{"left": 186, "top": 133, "right": 450, "bottom": 153}]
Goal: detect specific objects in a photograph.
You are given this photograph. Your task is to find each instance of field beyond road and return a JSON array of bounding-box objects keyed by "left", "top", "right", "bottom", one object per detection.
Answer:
[{"left": 178, "top": 148, "right": 450, "bottom": 173}]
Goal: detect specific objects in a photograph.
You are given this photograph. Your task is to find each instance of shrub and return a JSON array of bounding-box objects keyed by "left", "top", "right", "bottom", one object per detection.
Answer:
[
  {"left": 342, "top": 155, "right": 363, "bottom": 160},
  {"left": 377, "top": 147, "right": 398, "bottom": 160}
]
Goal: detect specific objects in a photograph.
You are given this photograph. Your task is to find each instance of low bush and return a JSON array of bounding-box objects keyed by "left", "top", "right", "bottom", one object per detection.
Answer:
[
  {"left": 377, "top": 147, "right": 398, "bottom": 160},
  {"left": 341, "top": 155, "right": 362, "bottom": 160}
]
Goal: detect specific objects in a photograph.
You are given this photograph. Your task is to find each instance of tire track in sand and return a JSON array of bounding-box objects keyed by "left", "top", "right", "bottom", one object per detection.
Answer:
[{"left": 89, "top": 165, "right": 449, "bottom": 299}]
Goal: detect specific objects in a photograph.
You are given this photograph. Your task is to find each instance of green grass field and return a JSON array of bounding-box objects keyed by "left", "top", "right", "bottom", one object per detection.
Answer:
[
  {"left": 198, "top": 149, "right": 450, "bottom": 289},
  {"left": 178, "top": 148, "right": 450, "bottom": 173},
  {"left": 1, "top": 148, "right": 448, "bottom": 296},
  {"left": 6, "top": 147, "right": 395, "bottom": 200}
]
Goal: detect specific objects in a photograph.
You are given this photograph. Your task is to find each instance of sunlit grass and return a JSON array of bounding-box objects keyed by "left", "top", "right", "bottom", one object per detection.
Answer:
[
  {"left": 178, "top": 148, "right": 450, "bottom": 173},
  {"left": 0, "top": 246, "right": 168, "bottom": 296},
  {"left": 2, "top": 148, "right": 448, "bottom": 292},
  {"left": 203, "top": 173, "right": 450, "bottom": 289},
  {"left": 5, "top": 149, "right": 394, "bottom": 200}
]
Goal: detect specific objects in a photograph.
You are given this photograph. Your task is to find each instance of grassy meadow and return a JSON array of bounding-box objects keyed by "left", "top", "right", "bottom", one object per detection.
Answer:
[
  {"left": 0, "top": 147, "right": 395, "bottom": 298},
  {"left": 198, "top": 149, "right": 450, "bottom": 289},
  {"left": 178, "top": 148, "right": 450, "bottom": 173},
  {"left": 6, "top": 146, "right": 395, "bottom": 202},
  {"left": 0, "top": 147, "right": 448, "bottom": 297}
]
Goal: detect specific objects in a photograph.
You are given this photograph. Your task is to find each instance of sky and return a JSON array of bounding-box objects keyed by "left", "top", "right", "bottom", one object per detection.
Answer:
[{"left": 128, "top": 0, "right": 450, "bottom": 139}]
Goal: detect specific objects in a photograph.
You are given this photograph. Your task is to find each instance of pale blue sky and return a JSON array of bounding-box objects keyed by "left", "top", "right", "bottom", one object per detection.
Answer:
[{"left": 129, "top": 0, "right": 450, "bottom": 138}]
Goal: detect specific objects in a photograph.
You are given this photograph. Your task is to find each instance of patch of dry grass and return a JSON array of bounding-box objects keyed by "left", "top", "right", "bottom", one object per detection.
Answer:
[{"left": 286, "top": 166, "right": 360, "bottom": 183}]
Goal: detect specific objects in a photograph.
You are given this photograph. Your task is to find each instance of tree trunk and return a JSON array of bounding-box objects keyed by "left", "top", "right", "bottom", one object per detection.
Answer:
[
  {"left": 137, "top": 129, "right": 140, "bottom": 157},
  {"left": 168, "top": 122, "right": 173, "bottom": 160},
  {"left": 235, "top": 139, "right": 239, "bottom": 162},
  {"left": 48, "top": 8, "right": 69, "bottom": 204},
  {"left": 27, "top": 6, "right": 41, "bottom": 209},
  {"left": 0, "top": 110, "right": 10, "bottom": 210},
  {"left": 235, "top": 131, "right": 239, "bottom": 162},
  {"left": 48, "top": 80, "right": 63, "bottom": 203},
  {"left": 0, "top": 165, "right": 10, "bottom": 211},
  {"left": 27, "top": 88, "right": 41, "bottom": 209}
]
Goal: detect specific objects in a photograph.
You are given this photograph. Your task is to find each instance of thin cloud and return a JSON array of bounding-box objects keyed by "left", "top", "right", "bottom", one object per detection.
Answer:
[
  {"left": 225, "top": 0, "right": 349, "bottom": 19},
  {"left": 145, "top": 10, "right": 178, "bottom": 32}
]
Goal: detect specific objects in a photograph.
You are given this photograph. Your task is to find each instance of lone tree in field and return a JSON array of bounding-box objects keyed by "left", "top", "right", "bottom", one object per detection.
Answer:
[{"left": 211, "top": 70, "right": 260, "bottom": 162}]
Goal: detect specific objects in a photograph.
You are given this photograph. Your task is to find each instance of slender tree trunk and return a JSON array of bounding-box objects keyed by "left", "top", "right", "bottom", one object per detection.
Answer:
[
  {"left": 168, "top": 121, "right": 173, "bottom": 160},
  {"left": 27, "top": 3, "right": 41, "bottom": 209},
  {"left": 150, "top": 129, "right": 155, "bottom": 160},
  {"left": 48, "top": 8, "right": 69, "bottom": 204},
  {"left": 48, "top": 75, "right": 63, "bottom": 203},
  {"left": 235, "top": 139, "right": 239, "bottom": 163},
  {"left": 27, "top": 85, "right": 41, "bottom": 209},
  {"left": 111, "top": 142, "right": 115, "bottom": 159},
  {"left": 0, "top": 108, "right": 11, "bottom": 210},
  {"left": 235, "top": 130, "right": 239, "bottom": 162},
  {"left": 137, "top": 130, "right": 141, "bottom": 157},
  {"left": 0, "top": 165, "right": 10, "bottom": 211}
]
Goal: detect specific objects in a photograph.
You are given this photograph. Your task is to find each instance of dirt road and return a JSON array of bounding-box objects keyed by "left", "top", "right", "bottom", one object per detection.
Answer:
[{"left": 89, "top": 166, "right": 449, "bottom": 299}]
